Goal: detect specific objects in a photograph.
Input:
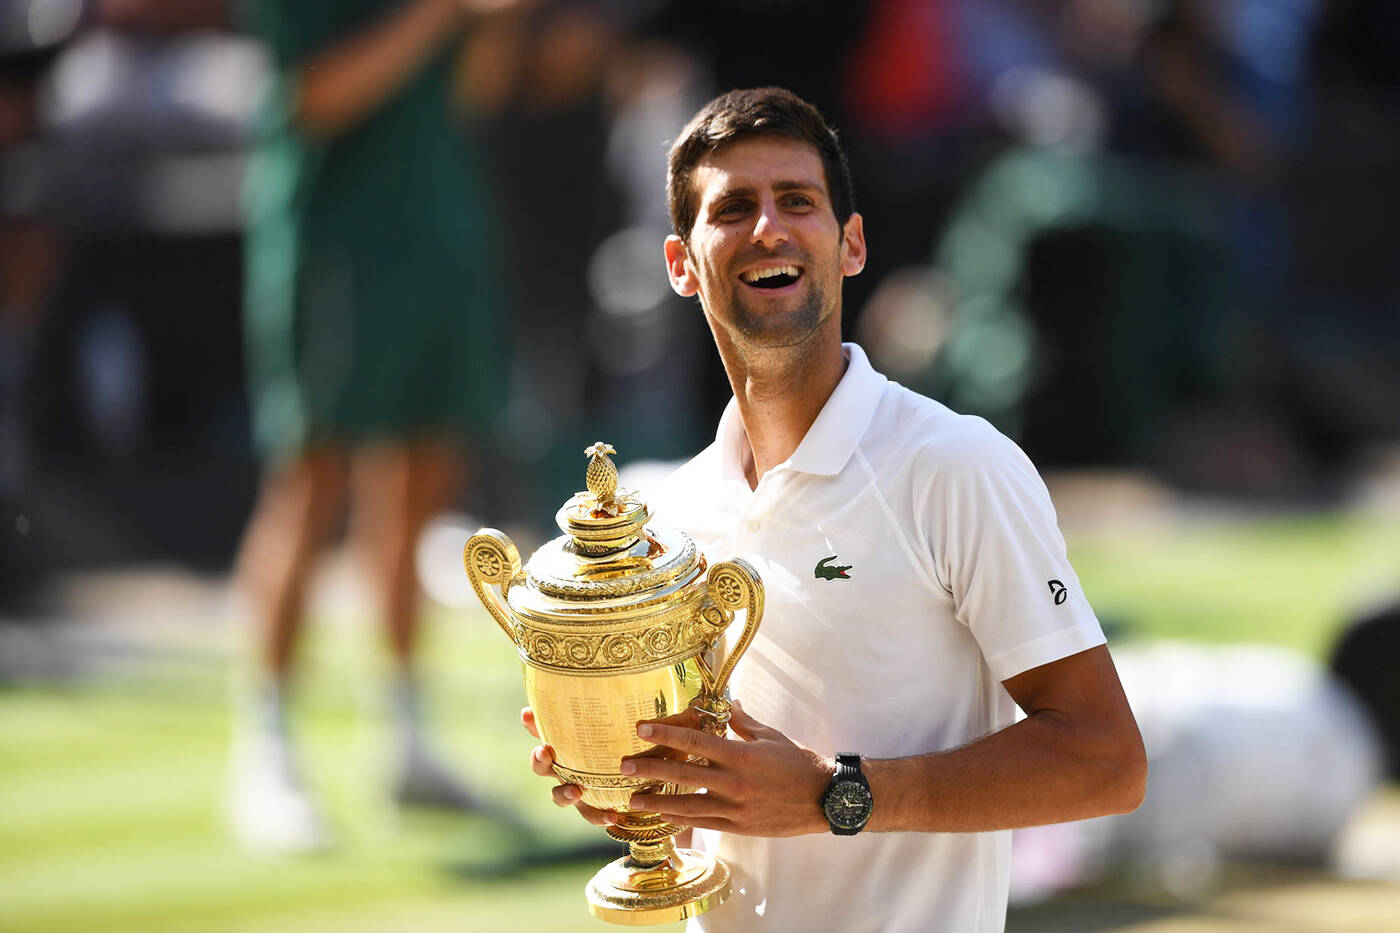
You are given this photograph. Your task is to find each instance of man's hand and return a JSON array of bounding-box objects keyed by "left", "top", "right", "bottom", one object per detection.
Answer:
[
  {"left": 521, "top": 707, "right": 614, "bottom": 827},
  {"left": 623, "top": 700, "right": 833, "bottom": 837}
]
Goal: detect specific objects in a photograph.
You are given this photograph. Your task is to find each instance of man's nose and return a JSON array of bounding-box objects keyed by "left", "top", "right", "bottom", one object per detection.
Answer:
[{"left": 750, "top": 200, "right": 788, "bottom": 248}]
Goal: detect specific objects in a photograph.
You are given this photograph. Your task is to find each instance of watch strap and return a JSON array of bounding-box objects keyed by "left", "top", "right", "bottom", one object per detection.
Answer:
[{"left": 822, "top": 752, "right": 873, "bottom": 836}]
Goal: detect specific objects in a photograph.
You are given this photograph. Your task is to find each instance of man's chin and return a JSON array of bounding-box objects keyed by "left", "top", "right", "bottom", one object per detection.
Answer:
[
  {"left": 734, "top": 318, "right": 827, "bottom": 350},
  {"left": 730, "top": 299, "right": 830, "bottom": 349}
]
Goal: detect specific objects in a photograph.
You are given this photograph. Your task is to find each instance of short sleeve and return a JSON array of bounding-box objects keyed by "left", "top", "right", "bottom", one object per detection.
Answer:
[{"left": 925, "top": 420, "right": 1105, "bottom": 681}]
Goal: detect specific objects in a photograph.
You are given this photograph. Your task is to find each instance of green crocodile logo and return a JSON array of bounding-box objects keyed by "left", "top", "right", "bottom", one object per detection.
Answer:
[{"left": 815, "top": 555, "right": 852, "bottom": 580}]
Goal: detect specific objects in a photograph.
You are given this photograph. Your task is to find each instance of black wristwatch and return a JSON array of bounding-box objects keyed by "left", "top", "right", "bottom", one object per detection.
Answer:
[{"left": 820, "top": 753, "right": 873, "bottom": 835}]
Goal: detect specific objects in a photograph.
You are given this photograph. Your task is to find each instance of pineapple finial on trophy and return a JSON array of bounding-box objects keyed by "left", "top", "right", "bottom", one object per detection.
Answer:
[{"left": 584, "top": 441, "right": 619, "bottom": 511}]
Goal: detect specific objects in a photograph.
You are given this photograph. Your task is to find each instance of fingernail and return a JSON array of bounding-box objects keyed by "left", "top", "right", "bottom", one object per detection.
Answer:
[
  {"left": 603, "top": 814, "right": 616, "bottom": 825},
  {"left": 620, "top": 760, "right": 636, "bottom": 775},
  {"left": 637, "top": 723, "right": 654, "bottom": 738},
  {"left": 532, "top": 747, "right": 543, "bottom": 761},
  {"left": 566, "top": 785, "right": 581, "bottom": 800}
]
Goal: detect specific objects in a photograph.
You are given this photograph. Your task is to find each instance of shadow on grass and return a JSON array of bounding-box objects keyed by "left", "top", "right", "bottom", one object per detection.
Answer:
[{"left": 441, "top": 828, "right": 626, "bottom": 881}]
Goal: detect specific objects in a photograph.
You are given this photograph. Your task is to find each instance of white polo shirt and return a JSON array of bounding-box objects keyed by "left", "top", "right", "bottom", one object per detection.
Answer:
[{"left": 651, "top": 344, "right": 1105, "bottom": 933}]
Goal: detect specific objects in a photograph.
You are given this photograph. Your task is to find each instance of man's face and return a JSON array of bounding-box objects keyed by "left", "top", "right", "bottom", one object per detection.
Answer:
[{"left": 665, "top": 136, "right": 865, "bottom": 350}]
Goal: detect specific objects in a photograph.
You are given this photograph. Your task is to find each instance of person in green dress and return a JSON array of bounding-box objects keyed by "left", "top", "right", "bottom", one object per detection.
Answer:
[{"left": 230, "top": 0, "right": 521, "bottom": 853}]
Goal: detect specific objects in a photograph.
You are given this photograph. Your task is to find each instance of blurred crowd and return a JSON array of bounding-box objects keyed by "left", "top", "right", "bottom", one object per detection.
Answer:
[{"left": 2, "top": 0, "right": 1399, "bottom": 595}]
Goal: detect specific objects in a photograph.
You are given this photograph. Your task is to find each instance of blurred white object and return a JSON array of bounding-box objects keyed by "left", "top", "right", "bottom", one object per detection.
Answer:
[
  {"left": 41, "top": 29, "right": 267, "bottom": 149},
  {"left": 1011, "top": 641, "right": 1383, "bottom": 902},
  {"left": 989, "top": 65, "right": 1107, "bottom": 152},
  {"left": 415, "top": 511, "right": 485, "bottom": 610},
  {"left": 226, "top": 728, "right": 334, "bottom": 855}
]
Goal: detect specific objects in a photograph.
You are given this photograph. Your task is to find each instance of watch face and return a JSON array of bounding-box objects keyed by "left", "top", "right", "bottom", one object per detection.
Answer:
[{"left": 823, "top": 780, "right": 873, "bottom": 830}]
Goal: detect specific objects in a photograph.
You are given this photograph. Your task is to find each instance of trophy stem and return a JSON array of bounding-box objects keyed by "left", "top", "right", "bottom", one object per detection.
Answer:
[{"left": 624, "top": 836, "right": 676, "bottom": 870}]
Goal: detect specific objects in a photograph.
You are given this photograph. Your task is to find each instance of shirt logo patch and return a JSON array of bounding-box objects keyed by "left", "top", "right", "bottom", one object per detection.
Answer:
[
  {"left": 1048, "top": 579, "right": 1068, "bottom": 605},
  {"left": 815, "top": 555, "right": 853, "bottom": 581}
]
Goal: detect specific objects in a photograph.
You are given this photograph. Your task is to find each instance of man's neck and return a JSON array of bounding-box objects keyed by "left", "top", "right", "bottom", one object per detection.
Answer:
[{"left": 711, "top": 319, "right": 847, "bottom": 489}]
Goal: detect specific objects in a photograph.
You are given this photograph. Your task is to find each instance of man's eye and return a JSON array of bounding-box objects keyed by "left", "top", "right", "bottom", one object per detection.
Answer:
[
  {"left": 716, "top": 201, "right": 750, "bottom": 218},
  {"left": 783, "top": 195, "right": 814, "bottom": 208}
]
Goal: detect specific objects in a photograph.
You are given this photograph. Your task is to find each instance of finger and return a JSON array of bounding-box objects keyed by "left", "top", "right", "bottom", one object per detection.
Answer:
[
  {"left": 620, "top": 756, "right": 735, "bottom": 794},
  {"left": 725, "top": 699, "right": 773, "bottom": 741},
  {"left": 654, "top": 704, "right": 706, "bottom": 728},
  {"left": 530, "top": 744, "right": 556, "bottom": 777},
  {"left": 574, "top": 801, "right": 615, "bottom": 827},
  {"left": 644, "top": 812, "right": 733, "bottom": 829},
  {"left": 548, "top": 784, "right": 616, "bottom": 826},
  {"left": 629, "top": 793, "right": 732, "bottom": 822},
  {"left": 637, "top": 721, "right": 731, "bottom": 762},
  {"left": 521, "top": 707, "right": 540, "bottom": 739}
]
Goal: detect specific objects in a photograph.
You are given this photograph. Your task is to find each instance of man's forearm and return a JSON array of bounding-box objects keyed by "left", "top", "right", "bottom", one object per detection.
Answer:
[{"left": 864, "top": 707, "right": 1146, "bottom": 833}]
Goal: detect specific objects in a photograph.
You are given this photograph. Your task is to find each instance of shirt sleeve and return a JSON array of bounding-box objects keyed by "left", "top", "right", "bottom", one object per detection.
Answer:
[{"left": 925, "top": 418, "right": 1105, "bottom": 681}]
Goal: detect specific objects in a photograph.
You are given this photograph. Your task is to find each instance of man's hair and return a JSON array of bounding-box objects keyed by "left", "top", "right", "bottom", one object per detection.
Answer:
[{"left": 666, "top": 87, "right": 856, "bottom": 241}]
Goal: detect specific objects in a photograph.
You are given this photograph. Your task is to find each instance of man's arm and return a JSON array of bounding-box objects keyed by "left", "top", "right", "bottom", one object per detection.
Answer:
[
  {"left": 624, "top": 645, "right": 1146, "bottom": 836},
  {"left": 865, "top": 644, "right": 1145, "bottom": 832}
]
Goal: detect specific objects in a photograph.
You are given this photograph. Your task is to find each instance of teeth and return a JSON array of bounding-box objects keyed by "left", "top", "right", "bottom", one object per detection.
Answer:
[{"left": 741, "top": 265, "right": 800, "bottom": 284}]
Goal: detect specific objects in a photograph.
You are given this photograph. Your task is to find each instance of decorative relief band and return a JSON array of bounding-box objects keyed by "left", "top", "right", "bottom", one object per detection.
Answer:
[{"left": 552, "top": 764, "right": 670, "bottom": 791}]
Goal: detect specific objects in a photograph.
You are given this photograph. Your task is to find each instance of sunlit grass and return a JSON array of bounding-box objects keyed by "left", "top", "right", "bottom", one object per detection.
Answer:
[{"left": 1071, "top": 512, "right": 1400, "bottom": 657}]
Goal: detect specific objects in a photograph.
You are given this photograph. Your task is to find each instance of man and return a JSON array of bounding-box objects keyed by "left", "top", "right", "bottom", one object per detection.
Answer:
[
  {"left": 527, "top": 87, "right": 1146, "bottom": 931},
  {"left": 230, "top": 0, "right": 523, "bottom": 853}
]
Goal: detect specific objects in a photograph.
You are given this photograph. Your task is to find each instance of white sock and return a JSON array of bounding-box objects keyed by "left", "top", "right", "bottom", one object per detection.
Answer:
[
  {"left": 238, "top": 676, "right": 299, "bottom": 781},
  {"left": 392, "top": 672, "right": 427, "bottom": 763}
]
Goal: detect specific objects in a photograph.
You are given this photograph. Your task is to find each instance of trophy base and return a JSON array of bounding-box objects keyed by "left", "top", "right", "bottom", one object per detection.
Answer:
[{"left": 586, "top": 847, "right": 731, "bottom": 926}]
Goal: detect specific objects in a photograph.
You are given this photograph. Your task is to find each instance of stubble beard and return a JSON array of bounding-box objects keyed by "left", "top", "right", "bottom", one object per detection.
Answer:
[
  {"left": 720, "top": 244, "right": 840, "bottom": 352},
  {"left": 728, "top": 283, "right": 829, "bottom": 349}
]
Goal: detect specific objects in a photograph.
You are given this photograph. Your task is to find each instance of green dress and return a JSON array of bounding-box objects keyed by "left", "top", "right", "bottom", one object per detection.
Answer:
[{"left": 242, "top": 0, "right": 504, "bottom": 459}]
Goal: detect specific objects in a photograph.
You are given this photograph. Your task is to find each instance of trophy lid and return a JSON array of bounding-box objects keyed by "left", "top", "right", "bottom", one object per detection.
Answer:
[{"left": 517, "top": 443, "right": 703, "bottom": 610}]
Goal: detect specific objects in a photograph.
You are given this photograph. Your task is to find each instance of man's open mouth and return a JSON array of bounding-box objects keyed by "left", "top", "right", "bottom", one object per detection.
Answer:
[{"left": 740, "top": 264, "right": 803, "bottom": 289}]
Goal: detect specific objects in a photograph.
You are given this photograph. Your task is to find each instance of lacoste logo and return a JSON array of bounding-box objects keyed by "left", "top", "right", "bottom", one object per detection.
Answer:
[
  {"left": 1048, "top": 580, "right": 1068, "bottom": 605},
  {"left": 815, "top": 555, "right": 852, "bottom": 580}
]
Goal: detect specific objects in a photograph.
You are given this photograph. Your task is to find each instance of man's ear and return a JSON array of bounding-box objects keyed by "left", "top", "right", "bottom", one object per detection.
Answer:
[
  {"left": 840, "top": 213, "right": 867, "bottom": 278},
  {"left": 664, "top": 235, "right": 700, "bottom": 297}
]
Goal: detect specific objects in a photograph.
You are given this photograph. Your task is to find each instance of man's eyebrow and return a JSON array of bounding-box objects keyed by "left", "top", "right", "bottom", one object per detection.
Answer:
[{"left": 711, "top": 179, "right": 825, "bottom": 203}]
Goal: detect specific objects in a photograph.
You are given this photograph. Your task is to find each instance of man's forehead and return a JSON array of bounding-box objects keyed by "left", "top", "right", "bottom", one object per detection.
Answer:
[{"left": 693, "top": 136, "right": 829, "bottom": 200}]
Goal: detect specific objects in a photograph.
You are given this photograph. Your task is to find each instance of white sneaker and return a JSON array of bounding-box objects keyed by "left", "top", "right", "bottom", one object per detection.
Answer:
[{"left": 227, "top": 730, "right": 334, "bottom": 854}]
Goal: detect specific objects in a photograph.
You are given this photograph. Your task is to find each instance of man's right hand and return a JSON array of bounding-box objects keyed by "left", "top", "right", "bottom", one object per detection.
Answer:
[{"left": 521, "top": 707, "right": 615, "bottom": 827}]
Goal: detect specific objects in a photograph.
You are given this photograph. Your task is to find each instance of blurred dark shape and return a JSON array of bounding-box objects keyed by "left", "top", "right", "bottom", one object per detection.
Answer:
[
  {"left": 1, "top": 21, "right": 67, "bottom": 602},
  {"left": 1331, "top": 598, "right": 1400, "bottom": 780},
  {"left": 921, "top": 148, "right": 1229, "bottom": 466},
  {"left": 0, "top": 5, "right": 256, "bottom": 604},
  {"left": 464, "top": 0, "right": 628, "bottom": 514}
]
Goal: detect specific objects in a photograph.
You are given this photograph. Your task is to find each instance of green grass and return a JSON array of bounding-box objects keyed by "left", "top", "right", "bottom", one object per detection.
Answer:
[
  {"left": 2, "top": 509, "right": 1396, "bottom": 931},
  {"left": 1070, "top": 511, "right": 1400, "bottom": 656},
  {"left": 0, "top": 617, "right": 631, "bottom": 933}
]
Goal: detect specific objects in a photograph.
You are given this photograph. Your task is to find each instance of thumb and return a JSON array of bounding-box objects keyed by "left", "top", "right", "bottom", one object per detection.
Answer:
[{"left": 726, "top": 698, "right": 770, "bottom": 741}]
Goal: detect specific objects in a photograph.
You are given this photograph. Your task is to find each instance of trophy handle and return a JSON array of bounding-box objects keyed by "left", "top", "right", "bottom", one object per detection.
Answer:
[
  {"left": 696, "top": 558, "right": 764, "bottom": 728},
  {"left": 463, "top": 529, "right": 524, "bottom": 646}
]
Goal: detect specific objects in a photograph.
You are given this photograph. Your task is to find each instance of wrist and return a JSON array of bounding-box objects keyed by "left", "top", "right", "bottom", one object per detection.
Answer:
[{"left": 808, "top": 755, "right": 837, "bottom": 834}]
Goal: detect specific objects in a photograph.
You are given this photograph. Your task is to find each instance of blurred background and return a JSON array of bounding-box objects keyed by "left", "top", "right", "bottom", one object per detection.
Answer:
[{"left": 2, "top": 0, "right": 1399, "bottom": 930}]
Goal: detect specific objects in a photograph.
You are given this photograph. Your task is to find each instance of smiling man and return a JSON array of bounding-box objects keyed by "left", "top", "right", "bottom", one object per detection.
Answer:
[{"left": 527, "top": 87, "right": 1146, "bottom": 932}]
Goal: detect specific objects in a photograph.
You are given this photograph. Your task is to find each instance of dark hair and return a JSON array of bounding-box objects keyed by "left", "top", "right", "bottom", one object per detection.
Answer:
[{"left": 666, "top": 87, "right": 856, "bottom": 241}]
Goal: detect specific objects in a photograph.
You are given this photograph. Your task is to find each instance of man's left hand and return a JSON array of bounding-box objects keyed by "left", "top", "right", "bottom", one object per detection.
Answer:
[{"left": 623, "top": 700, "right": 833, "bottom": 837}]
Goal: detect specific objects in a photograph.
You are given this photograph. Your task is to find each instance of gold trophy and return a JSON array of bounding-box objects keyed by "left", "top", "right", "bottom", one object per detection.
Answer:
[{"left": 463, "top": 442, "right": 763, "bottom": 925}]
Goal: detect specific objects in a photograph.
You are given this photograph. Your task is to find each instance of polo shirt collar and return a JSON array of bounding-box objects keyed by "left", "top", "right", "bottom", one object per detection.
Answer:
[{"left": 714, "top": 342, "right": 887, "bottom": 481}]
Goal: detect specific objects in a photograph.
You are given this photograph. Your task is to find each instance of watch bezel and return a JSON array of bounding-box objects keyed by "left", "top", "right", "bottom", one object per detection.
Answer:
[{"left": 822, "top": 778, "right": 874, "bottom": 831}]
